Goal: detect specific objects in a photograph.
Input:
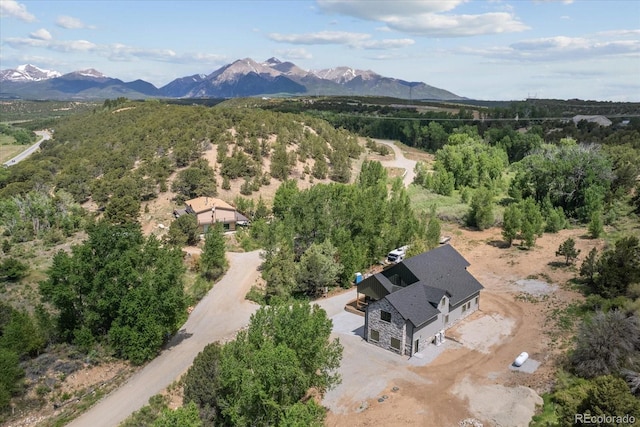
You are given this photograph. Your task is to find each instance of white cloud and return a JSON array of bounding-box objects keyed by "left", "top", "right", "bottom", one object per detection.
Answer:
[
  {"left": 317, "top": 0, "right": 462, "bottom": 20},
  {"left": 275, "top": 48, "right": 313, "bottom": 60},
  {"left": 30, "top": 28, "right": 52, "bottom": 41},
  {"left": 56, "top": 15, "right": 94, "bottom": 29},
  {"left": 359, "top": 38, "right": 415, "bottom": 49},
  {"left": 460, "top": 34, "right": 640, "bottom": 62},
  {"left": 0, "top": 0, "right": 36, "bottom": 22},
  {"left": 316, "top": 0, "right": 528, "bottom": 37},
  {"left": 386, "top": 12, "right": 529, "bottom": 36},
  {"left": 269, "top": 31, "right": 370, "bottom": 45},
  {"left": 3, "top": 36, "right": 227, "bottom": 66},
  {"left": 268, "top": 31, "right": 414, "bottom": 50}
]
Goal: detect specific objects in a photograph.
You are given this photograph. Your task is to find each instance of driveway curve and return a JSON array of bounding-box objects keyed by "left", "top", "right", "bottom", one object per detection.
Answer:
[
  {"left": 68, "top": 250, "right": 262, "bottom": 427},
  {"left": 374, "top": 139, "right": 417, "bottom": 187}
]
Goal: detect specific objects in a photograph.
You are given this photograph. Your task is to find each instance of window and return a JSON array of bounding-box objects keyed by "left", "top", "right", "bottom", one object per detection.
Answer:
[
  {"left": 370, "top": 329, "right": 380, "bottom": 342},
  {"left": 475, "top": 297, "right": 479, "bottom": 306},
  {"left": 390, "top": 337, "right": 401, "bottom": 351},
  {"left": 444, "top": 315, "right": 449, "bottom": 324},
  {"left": 462, "top": 304, "right": 467, "bottom": 313},
  {"left": 380, "top": 310, "right": 391, "bottom": 322},
  {"left": 440, "top": 297, "right": 446, "bottom": 307}
]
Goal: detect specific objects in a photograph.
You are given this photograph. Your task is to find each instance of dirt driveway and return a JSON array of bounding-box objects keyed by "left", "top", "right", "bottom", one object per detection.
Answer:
[
  {"left": 375, "top": 139, "right": 417, "bottom": 187},
  {"left": 324, "top": 227, "right": 601, "bottom": 427}
]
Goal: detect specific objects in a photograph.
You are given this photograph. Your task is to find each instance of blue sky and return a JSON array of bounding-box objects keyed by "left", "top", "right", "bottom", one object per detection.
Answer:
[{"left": 1, "top": 0, "right": 639, "bottom": 101}]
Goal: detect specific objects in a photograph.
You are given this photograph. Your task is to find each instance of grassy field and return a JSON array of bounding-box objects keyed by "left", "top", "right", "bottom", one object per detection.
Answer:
[{"left": 0, "top": 135, "right": 28, "bottom": 163}]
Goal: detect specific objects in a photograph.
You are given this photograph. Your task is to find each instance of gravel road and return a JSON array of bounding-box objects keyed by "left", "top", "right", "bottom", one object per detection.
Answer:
[
  {"left": 375, "top": 139, "right": 417, "bottom": 187},
  {"left": 68, "top": 250, "right": 262, "bottom": 427}
]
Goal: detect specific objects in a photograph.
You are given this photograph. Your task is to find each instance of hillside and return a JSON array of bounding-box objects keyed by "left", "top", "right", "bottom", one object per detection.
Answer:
[{"left": 0, "top": 99, "right": 374, "bottom": 223}]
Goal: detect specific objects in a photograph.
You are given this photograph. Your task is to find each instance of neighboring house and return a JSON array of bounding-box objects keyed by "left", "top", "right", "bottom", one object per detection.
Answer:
[
  {"left": 357, "top": 244, "right": 484, "bottom": 356},
  {"left": 174, "top": 196, "right": 249, "bottom": 232}
]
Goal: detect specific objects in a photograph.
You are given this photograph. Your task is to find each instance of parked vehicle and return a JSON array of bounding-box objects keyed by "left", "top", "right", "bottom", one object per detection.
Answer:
[{"left": 386, "top": 245, "right": 408, "bottom": 264}]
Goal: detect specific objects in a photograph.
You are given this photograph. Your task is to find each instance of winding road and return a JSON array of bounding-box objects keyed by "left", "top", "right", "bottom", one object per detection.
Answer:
[
  {"left": 2, "top": 130, "right": 51, "bottom": 166},
  {"left": 66, "top": 140, "right": 417, "bottom": 426},
  {"left": 375, "top": 139, "right": 417, "bottom": 187}
]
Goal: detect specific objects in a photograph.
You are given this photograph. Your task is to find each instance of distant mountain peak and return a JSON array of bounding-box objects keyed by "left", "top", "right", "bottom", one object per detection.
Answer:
[
  {"left": 311, "top": 66, "right": 379, "bottom": 84},
  {"left": 0, "top": 64, "right": 61, "bottom": 82},
  {"left": 75, "top": 69, "right": 106, "bottom": 78},
  {"left": 1, "top": 57, "right": 463, "bottom": 101},
  {"left": 263, "top": 57, "right": 282, "bottom": 66}
]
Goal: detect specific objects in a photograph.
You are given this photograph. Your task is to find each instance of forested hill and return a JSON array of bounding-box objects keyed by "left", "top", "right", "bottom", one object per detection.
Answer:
[{"left": 0, "top": 99, "right": 364, "bottom": 208}]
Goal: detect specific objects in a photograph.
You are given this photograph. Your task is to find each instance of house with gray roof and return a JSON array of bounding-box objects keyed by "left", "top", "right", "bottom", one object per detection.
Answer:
[{"left": 357, "top": 244, "right": 483, "bottom": 356}]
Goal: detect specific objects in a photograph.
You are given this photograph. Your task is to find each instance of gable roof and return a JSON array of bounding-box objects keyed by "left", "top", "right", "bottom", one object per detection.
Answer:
[
  {"left": 386, "top": 284, "right": 445, "bottom": 327},
  {"left": 359, "top": 245, "right": 484, "bottom": 325},
  {"left": 185, "top": 197, "right": 235, "bottom": 214}
]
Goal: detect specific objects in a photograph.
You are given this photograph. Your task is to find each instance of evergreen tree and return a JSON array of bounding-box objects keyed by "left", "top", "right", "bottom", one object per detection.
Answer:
[
  {"left": 200, "top": 223, "right": 227, "bottom": 281},
  {"left": 556, "top": 238, "right": 581, "bottom": 265},
  {"left": 588, "top": 210, "right": 604, "bottom": 238},
  {"left": 425, "top": 206, "right": 441, "bottom": 250},
  {"left": 502, "top": 204, "right": 522, "bottom": 247}
]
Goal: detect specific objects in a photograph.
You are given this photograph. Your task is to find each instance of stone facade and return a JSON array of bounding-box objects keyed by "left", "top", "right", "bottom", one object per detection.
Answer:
[
  {"left": 366, "top": 292, "right": 482, "bottom": 357},
  {"left": 366, "top": 298, "right": 406, "bottom": 355}
]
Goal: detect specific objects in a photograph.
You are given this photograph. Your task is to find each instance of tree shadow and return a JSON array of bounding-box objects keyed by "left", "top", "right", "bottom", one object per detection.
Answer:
[
  {"left": 164, "top": 329, "right": 193, "bottom": 350},
  {"left": 487, "top": 240, "right": 511, "bottom": 249},
  {"left": 548, "top": 261, "right": 570, "bottom": 268}
]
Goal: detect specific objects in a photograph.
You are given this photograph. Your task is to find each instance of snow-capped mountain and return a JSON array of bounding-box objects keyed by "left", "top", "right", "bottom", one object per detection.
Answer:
[
  {"left": 0, "top": 66, "right": 160, "bottom": 100},
  {"left": 311, "top": 66, "right": 379, "bottom": 84},
  {"left": 0, "top": 64, "right": 62, "bottom": 82},
  {"left": 0, "top": 58, "right": 464, "bottom": 100}
]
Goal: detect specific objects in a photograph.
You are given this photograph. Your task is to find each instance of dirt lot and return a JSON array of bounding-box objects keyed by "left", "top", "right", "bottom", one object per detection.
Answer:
[{"left": 325, "top": 227, "right": 603, "bottom": 427}]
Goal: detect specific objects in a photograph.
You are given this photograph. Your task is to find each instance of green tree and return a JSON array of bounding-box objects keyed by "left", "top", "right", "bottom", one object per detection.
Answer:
[
  {"left": 425, "top": 206, "right": 441, "bottom": 250},
  {"left": 104, "top": 194, "right": 141, "bottom": 225},
  {"left": 200, "top": 223, "right": 227, "bottom": 281},
  {"left": 509, "top": 144, "right": 613, "bottom": 221},
  {"left": 588, "top": 210, "right": 604, "bottom": 238},
  {"left": 183, "top": 343, "right": 223, "bottom": 425},
  {"left": 577, "top": 375, "right": 640, "bottom": 425},
  {"left": 467, "top": 187, "right": 494, "bottom": 230},
  {"left": 271, "top": 142, "right": 292, "bottom": 180},
  {"left": 519, "top": 198, "right": 544, "bottom": 248},
  {"left": 166, "top": 214, "right": 200, "bottom": 246},
  {"left": 591, "top": 237, "right": 640, "bottom": 298},
  {"left": 0, "top": 349, "right": 23, "bottom": 411},
  {"left": 580, "top": 248, "right": 599, "bottom": 284},
  {"left": 0, "top": 257, "right": 29, "bottom": 281},
  {"left": 295, "top": 240, "right": 343, "bottom": 297},
  {"left": 502, "top": 204, "right": 522, "bottom": 247},
  {"left": 571, "top": 311, "right": 640, "bottom": 379},
  {"left": 39, "top": 222, "right": 187, "bottom": 364},
  {"left": 153, "top": 402, "right": 203, "bottom": 427},
  {"left": 556, "top": 238, "right": 581, "bottom": 265},
  {"left": 0, "top": 306, "right": 46, "bottom": 357},
  {"left": 183, "top": 302, "right": 341, "bottom": 426}
]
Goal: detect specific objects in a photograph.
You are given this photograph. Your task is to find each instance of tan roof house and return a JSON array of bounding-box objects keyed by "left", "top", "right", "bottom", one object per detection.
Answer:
[{"left": 175, "top": 196, "right": 248, "bottom": 232}]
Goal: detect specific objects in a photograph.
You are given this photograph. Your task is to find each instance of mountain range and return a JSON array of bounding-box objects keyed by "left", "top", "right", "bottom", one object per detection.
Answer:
[{"left": 0, "top": 58, "right": 463, "bottom": 101}]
